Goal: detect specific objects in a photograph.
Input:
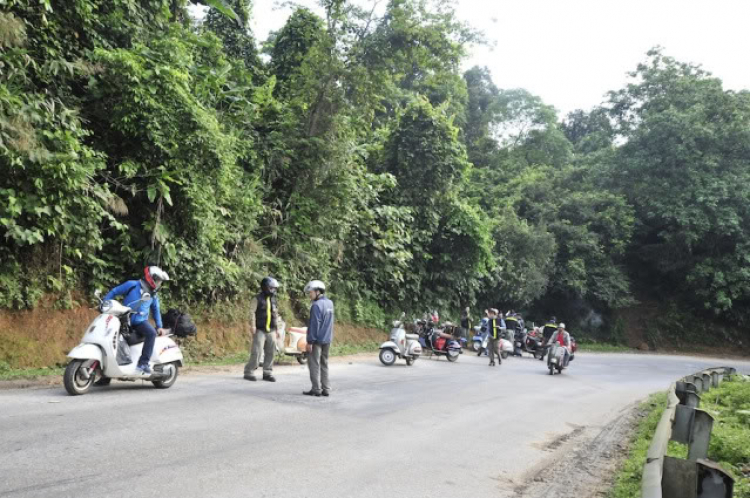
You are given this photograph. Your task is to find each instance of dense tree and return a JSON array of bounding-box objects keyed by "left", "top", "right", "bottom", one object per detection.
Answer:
[
  {"left": 1, "top": 0, "right": 747, "bottom": 345},
  {"left": 608, "top": 49, "right": 750, "bottom": 320}
]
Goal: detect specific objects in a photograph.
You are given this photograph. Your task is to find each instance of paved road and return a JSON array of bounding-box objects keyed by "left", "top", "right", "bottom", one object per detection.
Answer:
[{"left": 1, "top": 352, "right": 749, "bottom": 498}]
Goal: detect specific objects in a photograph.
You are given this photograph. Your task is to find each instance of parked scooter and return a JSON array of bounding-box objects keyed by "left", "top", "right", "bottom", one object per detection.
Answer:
[
  {"left": 417, "top": 321, "right": 462, "bottom": 362},
  {"left": 525, "top": 327, "right": 547, "bottom": 360},
  {"left": 259, "top": 321, "right": 309, "bottom": 365},
  {"left": 64, "top": 290, "right": 184, "bottom": 395},
  {"left": 379, "top": 314, "right": 422, "bottom": 366},
  {"left": 512, "top": 328, "right": 527, "bottom": 357}
]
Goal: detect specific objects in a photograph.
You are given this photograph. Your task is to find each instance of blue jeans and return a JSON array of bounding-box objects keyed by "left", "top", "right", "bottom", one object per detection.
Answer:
[{"left": 133, "top": 322, "right": 157, "bottom": 367}]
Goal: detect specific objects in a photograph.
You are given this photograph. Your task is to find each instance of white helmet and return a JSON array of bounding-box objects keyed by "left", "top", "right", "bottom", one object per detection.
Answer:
[
  {"left": 304, "top": 280, "right": 326, "bottom": 293},
  {"left": 559, "top": 323, "right": 566, "bottom": 329},
  {"left": 145, "top": 265, "right": 170, "bottom": 290}
]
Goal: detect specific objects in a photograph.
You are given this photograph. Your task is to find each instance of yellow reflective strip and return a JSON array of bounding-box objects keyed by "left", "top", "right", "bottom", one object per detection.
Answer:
[{"left": 266, "top": 297, "right": 271, "bottom": 331}]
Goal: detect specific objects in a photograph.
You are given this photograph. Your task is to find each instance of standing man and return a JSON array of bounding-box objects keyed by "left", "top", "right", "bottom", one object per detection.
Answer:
[
  {"left": 303, "top": 280, "right": 334, "bottom": 397},
  {"left": 460, "top": 307, "right": 472, "bottom": 344},
  {"left": 244, "top": 277, "right": 282, "bottom": 382},
  {"left": 486, "top": 308, "right": 503, "bottom": 367}
]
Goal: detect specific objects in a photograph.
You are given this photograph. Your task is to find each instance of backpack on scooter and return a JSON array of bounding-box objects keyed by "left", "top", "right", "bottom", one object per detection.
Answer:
[{"left": 162, "top": 309, "right": 198, "bottom": 337}]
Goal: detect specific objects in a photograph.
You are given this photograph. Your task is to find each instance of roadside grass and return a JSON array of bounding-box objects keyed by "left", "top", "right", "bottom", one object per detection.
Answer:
[
  {"left": 609, "top": 377, "right": 750, "bottom": 498},
  {"left": 0, "top": 361, "right": 64, "bottom": 381},
  {"left": 697, "top": 377, "right": 750, "bottom": 498},
  {"left": 608, "top": 392, "right": 668, "bottom": 498},
  {"left": 578, "top": 343, "right": 634, "bottom": 353}
]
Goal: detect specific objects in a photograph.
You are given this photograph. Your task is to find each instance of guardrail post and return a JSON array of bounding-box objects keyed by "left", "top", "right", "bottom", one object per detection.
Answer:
[
  {"left": 662, "top": 457, "right": 734, "bottom": 498},
  {"left": 696, "top": 459, "right": 734, "bottom": 498},
  {"left": 673, "top": 405, "right": 694, "bottom": 443},
  {"left": 687, "top": 410, "right": 714, "bottom": 461},
  {"left": 643, "top": 368, "right": 737, "bottom": 498},
  {"left": 710, "top": 371, "right": 720, "bottom": 388},
  {"left": 676, "top": 382, "right": 700, "bottom": 408}
]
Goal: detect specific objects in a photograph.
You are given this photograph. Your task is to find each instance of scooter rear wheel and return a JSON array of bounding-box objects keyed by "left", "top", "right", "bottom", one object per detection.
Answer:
[
  {"left": 296, "top": 354, "right": 308, "bottom": 365},
  {"left": 446, "top": 349, "right": 459, "bottom": 362},
  {"left": 549, "top": 365, "right": 554, "bottom": 375},
  {"left": 64, "top": 360, "right": 95, "bottom": 396},
  {"left": 152, "top": 363, "right": 179, "bottom": 389},
  {"left": 501, "top": 351, "right": 509, "bottom": 360}
]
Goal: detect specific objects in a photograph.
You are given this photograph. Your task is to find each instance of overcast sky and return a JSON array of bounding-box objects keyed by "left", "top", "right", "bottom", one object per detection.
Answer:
[{"left": 207, "top": 0, "right": 750, "bottom": 117}]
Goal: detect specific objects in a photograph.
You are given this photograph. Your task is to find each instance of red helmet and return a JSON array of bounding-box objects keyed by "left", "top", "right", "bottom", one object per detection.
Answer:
[{"left": 144, "top": 266, "right": 170, "bottom": 290}]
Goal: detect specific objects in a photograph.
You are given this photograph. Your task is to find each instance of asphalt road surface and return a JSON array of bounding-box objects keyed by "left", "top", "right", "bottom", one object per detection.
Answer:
[{"left": 1, "top": 351, "right": 749, "bottom": 498}]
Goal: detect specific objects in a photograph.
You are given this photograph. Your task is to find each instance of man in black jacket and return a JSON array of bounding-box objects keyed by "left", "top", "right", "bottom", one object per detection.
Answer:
[{"left": 244, "top": 277, "right": 282, "bottom": 382}]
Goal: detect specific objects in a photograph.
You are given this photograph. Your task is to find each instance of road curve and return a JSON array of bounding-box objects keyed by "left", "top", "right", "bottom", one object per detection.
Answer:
[{"left": 1, "top": 352, "right": 748, "bottom": 498}]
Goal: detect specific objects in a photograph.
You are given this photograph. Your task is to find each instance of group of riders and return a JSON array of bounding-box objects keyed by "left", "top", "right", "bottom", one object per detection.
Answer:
[{"left": 467, "top": 308, "right": 572, "bottom": 368}]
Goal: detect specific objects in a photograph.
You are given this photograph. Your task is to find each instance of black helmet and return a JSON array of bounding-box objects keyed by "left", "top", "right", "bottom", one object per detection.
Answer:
[{"left": 260, "top": 277, "right": 279, "bottom": 294}]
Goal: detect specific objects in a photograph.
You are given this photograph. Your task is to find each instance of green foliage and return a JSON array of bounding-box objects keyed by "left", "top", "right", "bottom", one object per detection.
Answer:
[
  {"left": 698, "top": 379, "right": 750, "bottom": 498},
  {"left": 1, "top": 0, "right": 748, "bottom": 351},
  {"left": 608, "top": 48, "right": 750, "bottom": 321}
]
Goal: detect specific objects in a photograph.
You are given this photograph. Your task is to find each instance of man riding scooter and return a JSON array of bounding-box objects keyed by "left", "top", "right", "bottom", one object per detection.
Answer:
[
  {"left": 103, "top": 265, "right": 170, "bottom": 375},
  {"left": 549, "top": 323, "right": 571, "bottom": 367}
]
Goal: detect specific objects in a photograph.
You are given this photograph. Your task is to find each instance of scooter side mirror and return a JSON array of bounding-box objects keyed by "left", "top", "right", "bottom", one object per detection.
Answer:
[{"left": 94, "top": 289, "right": 102, "bottom": 298}]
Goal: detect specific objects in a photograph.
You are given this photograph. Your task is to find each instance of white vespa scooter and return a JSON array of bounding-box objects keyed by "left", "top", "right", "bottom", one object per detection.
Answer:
[
  {"left": 63, "top": 291, "right": 183, "bottom": 395},
  {"left": 547, "top": 343, "right": 568, "bottom": 375},
  {"left": 379, "top": 314, "right": 422, "bottom": 366}
]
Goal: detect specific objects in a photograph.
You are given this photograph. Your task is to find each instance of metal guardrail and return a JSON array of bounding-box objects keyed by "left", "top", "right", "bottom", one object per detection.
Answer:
[{"left": 642, "top": 366, "right": 738, "bottom": 498}]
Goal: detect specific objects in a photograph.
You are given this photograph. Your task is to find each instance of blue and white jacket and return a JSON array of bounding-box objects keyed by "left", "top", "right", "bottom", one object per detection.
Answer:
[{"left": 103, "top": 280, "right": 163, "bottom": 328}]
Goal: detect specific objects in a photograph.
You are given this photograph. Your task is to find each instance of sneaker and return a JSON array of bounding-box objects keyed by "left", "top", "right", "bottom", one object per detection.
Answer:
[
  {"left": 302, "top": 390, "right": 321, "bottom": 397},
  {"left": 243, "top": 374, "right": 257, "bottom": 381},
  {"left": 262, "top": 375, "right": 276, "bottom": 382},
  {"left": 322, "top": 390, "right": 330, "bottom": 397},
  {"left": 489, "top": 362, "right": 495, "bottom": 367},
  {"left": 136, "top": 364, "right": 152, "bottom": 375}
]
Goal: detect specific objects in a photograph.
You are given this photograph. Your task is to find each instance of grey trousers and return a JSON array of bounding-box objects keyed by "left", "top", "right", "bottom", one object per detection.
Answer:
[
  {"left": 308, "top": 343, "right": 330, "bottom": 393},
  {"left": 487, "top": 336, "right": 501, "bottom": 364},
  {"left": 244, "top": 330, "right": 276, "bottom": 376}
]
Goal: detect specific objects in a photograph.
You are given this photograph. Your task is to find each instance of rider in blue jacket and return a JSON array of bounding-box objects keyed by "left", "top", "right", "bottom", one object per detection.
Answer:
[{"left": 103, "top": 266, "right": 170, "bottom": 374}]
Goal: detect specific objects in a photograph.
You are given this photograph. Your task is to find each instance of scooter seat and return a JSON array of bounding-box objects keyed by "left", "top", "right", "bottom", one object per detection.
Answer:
[
  {"left": 123, "top": 331, "right": 145, "bottom": 346},
  {"left": 405, "top": 334, "right": 419, "bottom": 340}
]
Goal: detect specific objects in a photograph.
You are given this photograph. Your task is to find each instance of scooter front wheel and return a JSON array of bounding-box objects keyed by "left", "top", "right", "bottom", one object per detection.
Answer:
[
  {"left": 501, "top": 351, "right": 509, "bottom": 360},
  {"left": 472, "top": 341, "right": 481, "bottom": 352},
  {"left": 297, "top": 354, "right": 308, "bottom": 365},
  {"left": 64, "top": 360, "right": 95, "bottom": 396},
  {"left": 549, "top": 365, "right": 554, "bottom": 375},
  {"left": 379, "top": 348, "right": 397, "bottom": 366}
]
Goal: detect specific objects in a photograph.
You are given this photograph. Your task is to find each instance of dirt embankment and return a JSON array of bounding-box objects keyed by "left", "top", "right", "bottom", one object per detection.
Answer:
[{"left": 0, "top": 305, "right": 383, "bottom": 371}]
